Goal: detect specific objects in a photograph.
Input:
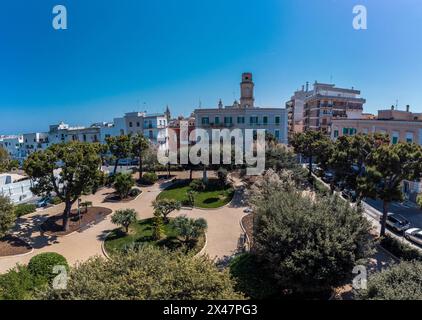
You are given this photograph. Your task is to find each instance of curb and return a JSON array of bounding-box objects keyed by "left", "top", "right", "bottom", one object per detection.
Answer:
[
  {"left": 194, "top": 232, "right": 208, "bottom": 258},
  {"left": 101, "top": 231, "right": 113, "bottom": 260},
  {"left": 239, "top": 214, "right": 251, "bottom": 252},
  {"left": 0, "top": 246, "right": 34, "bottom": 259}
]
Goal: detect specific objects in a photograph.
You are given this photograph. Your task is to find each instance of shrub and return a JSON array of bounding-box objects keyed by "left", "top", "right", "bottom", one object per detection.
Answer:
[
  {"left": 229, "top": 253, "right": 279, "bottom": 299},
  {"left": 41, "top": 246, "right": 244, "bottom": 300},
  {"left": 28, "top": 253, "right": 69, "bottom": 283},
  {"left": 189, "top": 180, "right": 206, "bottom": 192},
  {"left": 129, "top": 188, "right": 141, "bottom": 198},
  {"left": 172, "top": 215, "right": 207, "bottom": 245},
  {"left": 14, "top": 204, "right": 37, "bottom": 217},
  {"left": 359, "top": 261, "right": 422, "bottom": 300},
  {"left": 51, "top": 196, "right": 62, "bottom": 205},
  {"left": 417, "top": 194, "right": 422, "bottom": 210},
  {"left": 113, "top": 172, "right": 135, "bottom": 199},
  {"left": 140, "top": 172, "right": 158, "bottom": 185},
  {"left": 217, "top": 167, "right": 228, "bottom": 186},
  {"left": 380, "top": 235, "right": 422, "bottom": 261},
  {"left": 0, "top": 265, "right": 47, "bottom": 300}
]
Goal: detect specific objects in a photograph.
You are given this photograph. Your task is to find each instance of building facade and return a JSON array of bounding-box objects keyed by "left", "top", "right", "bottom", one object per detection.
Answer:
[
  {"left": 303, "top": 82, "right": 366, "bottom": 134},
  {"left": 194, "top": 73, "right": 288, "bottom": 144}
]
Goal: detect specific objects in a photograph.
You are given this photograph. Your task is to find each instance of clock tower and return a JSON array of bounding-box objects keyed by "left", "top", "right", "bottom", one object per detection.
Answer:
[{"left": 240, "top": 72, "right": 254, "bottom": 108}]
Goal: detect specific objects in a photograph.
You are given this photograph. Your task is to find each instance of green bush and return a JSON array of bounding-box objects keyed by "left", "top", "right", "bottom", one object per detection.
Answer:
[
  {"left": 51, "top": 196, "right": 62, "bottom": 205},
  {"left": 417, "top": 194, "right": 422, "bottom": 210},
  {"left": 14, "top": 204, "right": 37, "bottom": 217},
  {"left": 380, "top": 235, "right": 422, "bottom": 261},
  {"left": 189, "top": 180, "right": 206, "bottom": 192},
  {"left": 229, "top": 253, "right": 279, "bottom": 299},
  {"left": 0, "top": 265, "right": 47, "bottom": 300},
  {"left": 28, "top": 253, "right": 69, "bottom": 282},
  {"left": 114, "top": 172, "right": 135, "bottom": 199},
  {"left": 129, "top": 188, "right": 141, "bottom": 198},
  {"left": 140, "top": 172, "right": 158, "bottom": 185}
]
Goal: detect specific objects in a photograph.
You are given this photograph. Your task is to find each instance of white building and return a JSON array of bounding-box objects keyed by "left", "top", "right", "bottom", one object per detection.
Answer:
[
  {"left": 0, "top": 135, "right": 25, "bottom": 160},
  {"left": 0, "top": 173, "right": 33, "bottom": 204},
  {"left": 194, "top": 73, "right": 288, "bottom": 144}
]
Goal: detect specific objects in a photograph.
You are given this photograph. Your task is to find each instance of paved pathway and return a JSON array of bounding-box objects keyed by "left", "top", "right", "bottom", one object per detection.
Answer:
[{"left": 0, "top": 172, "right": 247, "bottom": 273}]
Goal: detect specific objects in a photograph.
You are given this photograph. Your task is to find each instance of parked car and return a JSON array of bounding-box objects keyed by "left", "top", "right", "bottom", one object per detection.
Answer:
[
  {"left": 243, "top": 208, "right": 253, "bottom": 214},
  {"left": 404, "top": 228, "right": 422, "bottom": 246},
  {"left": 386, "top": 213, "right": 411, "bottom": 233},
  {"left": 342, "top": 189, "right": 357, "bottom": 202},
  {"left": 36, "top": 196, "right": 51, "bottom": 208},
  {"left": 322, "top": 172, "right": 334, "bottom": 183}
]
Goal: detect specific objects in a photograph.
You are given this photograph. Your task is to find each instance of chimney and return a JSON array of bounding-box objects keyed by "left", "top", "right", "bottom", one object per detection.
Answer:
[
  {"left": 391, "top": 105, "right": 395, "bottom": 111},
  {"left": 406, "top": 105, "right": 410, "bottom": 112},
  {"left": 301, "top": 85, "right": 305, "bottom": 92},
  {"left": 305, "top": 82, "right": 309, "bottom": 92}
]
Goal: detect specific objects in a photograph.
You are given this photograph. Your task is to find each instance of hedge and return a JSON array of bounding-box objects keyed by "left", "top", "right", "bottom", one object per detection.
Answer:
[
  {"left": 28, "top": 253, "right": 69, "bottom": 282},
  {"left": 14, "top": 204, "right": 37, "bottom": 217}
]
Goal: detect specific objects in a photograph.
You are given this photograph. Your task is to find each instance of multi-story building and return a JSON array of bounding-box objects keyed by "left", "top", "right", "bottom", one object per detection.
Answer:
[
  {"left": 194, "top": 73, "right": 288, "bottom": 144},
  {"left": 168, "top": 115, "right": 196, "bottom": 150},
  {"left": 331, "top": 105, "right": 422, "bottom": 202},
  {"left": 100, "top": 111, "right": 169, "bottom": 151},
  {"left": 303, "top": 82, "right": 366, "bottom": 134},
  {"left": 22, "top": 132, "right": 50, "bottom": 157},
  {"left": 0, "top": 135, "right": 25, "bottom": 160},
  {"left": 286, "top": 82, "right": 313, "bottom": 139}
]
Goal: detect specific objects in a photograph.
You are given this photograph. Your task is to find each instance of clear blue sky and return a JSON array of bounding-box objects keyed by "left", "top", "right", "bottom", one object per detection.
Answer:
[{"left": 1, "top": 0, "right": 421, "bottom": 134}]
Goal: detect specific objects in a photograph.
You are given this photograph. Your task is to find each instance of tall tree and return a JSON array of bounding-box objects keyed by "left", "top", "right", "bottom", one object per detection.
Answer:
[
  {"left": 0, "top": 146, "right": 10, "bottom": 173},
  {"left": 131, "top": 133, "right": 150, "bottom": 181},
  {"left": 291, "top": 131, "right": 333, "bottom": 178},
  {"left": 152, "top": 199, "right": 181, "bottom": 224},
  {"left": 106, "top": 135, "right": 132, "bottom": 175},
  {"left": 359, "top": 142, "right": 422, "bottom": 237},
  {"left": 0, "top": 195, "right": 15, "bottom": 239},
  {"left": 24, "top": 142, "right": 101, "bottom": 231}
]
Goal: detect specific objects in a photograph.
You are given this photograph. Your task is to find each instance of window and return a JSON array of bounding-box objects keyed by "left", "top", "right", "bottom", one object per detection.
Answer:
[
  {"left": 201, "top": 117, "right": 209, "bottom": 125},
  {"left": 334, "top": 130, "right": 339, "bottom": 138},
  {"left": 215, "top": 117, "right": 220, "bottom": 124},
  {"left": 343, "top": 128, "right": 348, "bottom": 135},
  {"left": 237, "top": 117, "right": 245, "bottom": 124},
  {"left": 224, "top": 117, "right": 233, "bottom": 124},
  {"left": 275, "top": 130, "right": 280, "bottom": 140},
  {"left": 263, "top": 116, "right": 268, "bottom": 125},
  {"left": 250, "top": 116, "right": 258, "bottom": 125},
  {"left": 275, "top": 116, "right": 280, "bottom": 125},
  {"left": 137, "top": 122, "right": 140, "bottom": 127},
  {"left": 392, "top": 132, "right": 399, "bottom": 145},
  {"left": 406, "top": 132, "right": 414, "bottom": 143},
  {"left": 129, "top": 122, "right": 133, "bottom": 128}
]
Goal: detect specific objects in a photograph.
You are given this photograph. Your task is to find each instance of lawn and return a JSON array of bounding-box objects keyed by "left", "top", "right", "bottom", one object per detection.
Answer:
[
  {"left": 104, "top": 218, "right": 205, "bottom": 255},
  {"left": 157, "top": 179, "right": 234, "bottom": 209}
]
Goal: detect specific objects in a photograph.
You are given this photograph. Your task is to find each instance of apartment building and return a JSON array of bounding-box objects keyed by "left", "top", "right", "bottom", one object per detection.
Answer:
[
  {"left": 168, "top": 115, "right": 196, "bottom": 150},
  {"left": 331, "top": 105, "right": 422, "bottom": 202},
  {"left": 286, "top": 82, "right": 313, "bottom": 139},
  {"left": 303, "top": 82, "right": 366, "bottom": 134},
  {"left": 0, "top": 135, "right": 24, "bottom": 160},
  {"left": 194, "top": 73, "right": 288, "bottom": 144}
]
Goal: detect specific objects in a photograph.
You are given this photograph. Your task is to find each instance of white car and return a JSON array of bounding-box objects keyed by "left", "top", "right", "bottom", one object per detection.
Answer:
[{"left": 404, "top": 228, "right": 422, "bottom": 246}]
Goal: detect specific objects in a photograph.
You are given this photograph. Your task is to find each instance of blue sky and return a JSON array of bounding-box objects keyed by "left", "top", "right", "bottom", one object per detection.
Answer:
[{"left": 1, "top": 0, "right": 421, "bottom": 134}]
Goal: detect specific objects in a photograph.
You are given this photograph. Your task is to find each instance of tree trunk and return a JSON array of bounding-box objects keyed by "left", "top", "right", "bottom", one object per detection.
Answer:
[
  {"left": 113, "top": 158, "right": 119, "bottom": 175},
  {"left": 380, "top": 200, "right": 389, "bottom": 237},
  {"left": 62, "top": 200, "right": 72, "bottom": 231},
  {"left": 203, "top": 165, "right": 208, "bottom": 183},
  {"left": 308, "top": 155, "right": 313, "bottom": 178},
  {"left": 167, "top": 163, "right": 171, "bottom": 179},
  {"left": 138, "top": 154, "right": 143, "bottom": 181}
]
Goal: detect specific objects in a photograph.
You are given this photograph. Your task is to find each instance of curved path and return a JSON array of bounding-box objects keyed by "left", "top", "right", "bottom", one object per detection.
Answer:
[{"left": 0, "top": 172, "right": 247, "bottom": 273}]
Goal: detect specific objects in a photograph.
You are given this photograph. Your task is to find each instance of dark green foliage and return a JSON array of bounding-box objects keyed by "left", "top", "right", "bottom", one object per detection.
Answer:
[
  {"left": 380, "top": 235, "right": 422, "bottom": 261},
  {"left": 14, "top": 203, "right": 37, "bottom": 217},
  {"left": 229, "top": 253, "right": 279, "bottom": 299},
  {"left": 252, "top": 188, "right": 372, "bottom": 296},
  {"left": 140, "top": 172, "right": 158, "bottom": 185},
  {"left": 359, "top": 261, "right": 422, "bottom": 300},
  {"left": 0, "top": 195, "right": 16, "bottom": 238},
  {"left": 0, "top": 265, "right": 47, "bottom": 300},
  {"left": 40, "top": 246, "right": 244, "bottom": 300},
  {"left": 28, "top": 252, "right": 69, "bottom": 283},
  {"left": 113, "top": 172, "right": 135, "bottom": 199}
]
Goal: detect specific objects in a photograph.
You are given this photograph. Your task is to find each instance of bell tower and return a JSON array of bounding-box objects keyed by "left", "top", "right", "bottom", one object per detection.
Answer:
[{"left": 240, "top": 72, "right": 254, "bottom": 108}]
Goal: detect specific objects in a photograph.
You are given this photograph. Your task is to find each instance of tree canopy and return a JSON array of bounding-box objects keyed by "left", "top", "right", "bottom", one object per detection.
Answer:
[
  {"left": 40, "top": 246, "right": 244, "bottom": 300},
  {"left": 0, "top": 195, "right": 16, "bottom": 239},
  {"left": 24, "top": 142, "right": 102, "bottom": 231}
]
